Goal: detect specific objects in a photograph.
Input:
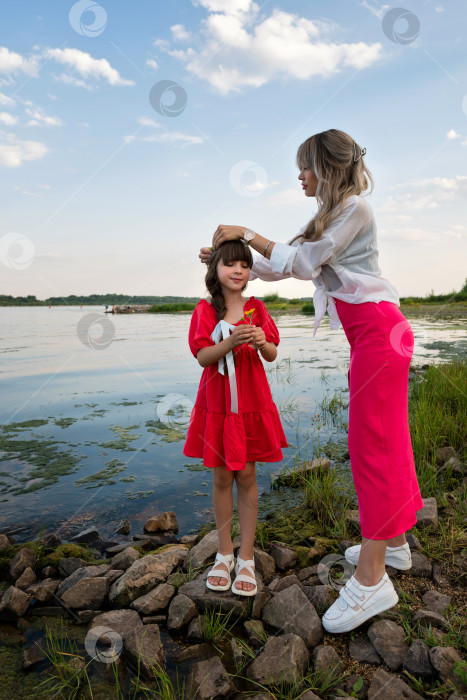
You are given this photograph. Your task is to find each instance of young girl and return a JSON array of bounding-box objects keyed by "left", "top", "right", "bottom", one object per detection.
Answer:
[
  {"left": 199, "top": 129, "right": 424, "bottom": 631},
  {"left": 183, "top": 239, "right": 288, "bottom": 596}
]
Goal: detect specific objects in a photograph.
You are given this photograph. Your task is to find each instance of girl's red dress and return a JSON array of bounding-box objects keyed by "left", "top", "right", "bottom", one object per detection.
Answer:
[{"left": 183, "top": 296, "right": 288, "bottom": 471}]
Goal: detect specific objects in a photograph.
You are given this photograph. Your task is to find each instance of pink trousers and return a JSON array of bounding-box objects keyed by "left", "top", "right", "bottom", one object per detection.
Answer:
[{"left": 334, "top": 299, "right": 424, "bottom": 540}]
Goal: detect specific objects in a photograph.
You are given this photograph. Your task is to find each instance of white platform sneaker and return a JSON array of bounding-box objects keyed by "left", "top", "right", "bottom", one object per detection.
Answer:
[
  {"left": 345, "top": 542, "right": 412, "bottom": 570},
  {"left": 322, "top": 572, "right": 399, "bottom": 633}
]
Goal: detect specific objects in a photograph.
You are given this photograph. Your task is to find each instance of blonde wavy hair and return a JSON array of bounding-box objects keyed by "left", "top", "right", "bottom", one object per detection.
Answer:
[{"left": 291, "top": 129, "right": 374, "bottom": 244}]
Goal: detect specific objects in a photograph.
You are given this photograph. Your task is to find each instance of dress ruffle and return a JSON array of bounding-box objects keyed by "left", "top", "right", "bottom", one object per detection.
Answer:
[{"left": 183, "top": 404, "right": 288, "bottom": 470}]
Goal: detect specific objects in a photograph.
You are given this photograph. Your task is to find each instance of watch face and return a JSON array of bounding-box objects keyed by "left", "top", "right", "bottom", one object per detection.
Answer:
[{"left": 244, "top": 230, "right": 255, "bottom": 241}]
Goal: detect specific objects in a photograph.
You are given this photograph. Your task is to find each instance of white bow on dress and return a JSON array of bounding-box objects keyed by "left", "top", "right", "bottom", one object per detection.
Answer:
[{"left": 210, "top": 320, "right": 238, "bottom": 414}]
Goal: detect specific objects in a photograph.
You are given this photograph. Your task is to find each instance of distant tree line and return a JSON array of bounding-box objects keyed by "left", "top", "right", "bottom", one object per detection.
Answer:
[{"left": 1, "top": 279, "right": 466, "bottom": 306}]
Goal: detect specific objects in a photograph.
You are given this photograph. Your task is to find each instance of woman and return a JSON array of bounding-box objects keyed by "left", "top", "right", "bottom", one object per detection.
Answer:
[{"left": 199, "top": 129, "right": 424, "bottom": 633}]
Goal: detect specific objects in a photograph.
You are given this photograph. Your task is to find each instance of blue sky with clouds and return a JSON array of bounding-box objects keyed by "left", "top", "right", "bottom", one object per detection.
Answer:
[{"left": 1, "top": 0, "right": 466, "bottom": 300}]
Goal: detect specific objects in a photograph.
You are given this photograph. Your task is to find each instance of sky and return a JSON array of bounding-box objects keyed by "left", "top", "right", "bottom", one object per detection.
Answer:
[{"left": 0, "top": 0, "right": 466, "bottom": 301}]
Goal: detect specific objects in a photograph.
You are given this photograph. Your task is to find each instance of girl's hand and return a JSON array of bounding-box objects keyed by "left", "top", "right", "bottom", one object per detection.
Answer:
[
  {"left": 229, "top": 324, "right": 255, "bottom": 348},
  {"left": 249, "top": 326, "right": 267, "bottom": 350},
  {"left": 199, "top": 247, "right": 213, "bottom": 264},
  {"left": 212, "top": 225, "right": 247, "bottom": 250}
]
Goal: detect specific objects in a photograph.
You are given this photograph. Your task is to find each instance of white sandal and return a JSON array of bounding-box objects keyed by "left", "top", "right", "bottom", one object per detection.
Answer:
[
  {"left": 205, "top": 552, "right": 235, "bottom": 591},
  {"left": 231, "top": 556, "right": 257, "bottom": 597}
]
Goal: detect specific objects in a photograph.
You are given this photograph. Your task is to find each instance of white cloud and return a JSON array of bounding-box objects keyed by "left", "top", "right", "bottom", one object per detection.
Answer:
[
  {"left": 443, "top": 224, "right": 467, "bottom": 239},
  {"left": 0, "top": 91, "right": 15, "bottom": 106},
  {"left": 53, "top": 72, "right": 94, "bottom": 91},
  {"left": 37, "top": 184, "right": 51, "bottom": 189},
  {"left": 137, "top": 116, "right": 161, "bottom": 128},
  {"left": 360, "top": 1, "right": 391, "bottom": 20},
  {"left": 447, "top": 129, "right": 461, "bottom": 140},
  {"left": 45, "top": 48, "right": 134, "bottom": 87},
  {"left": 25, "top": 106, "right": 62, "bottom": 127},
  {"left": 383, "top": 176, "right": 467, "bottom": 211},
  {"left": 0, "top": 46, "right": 38, "bottom": 76},
  {"left": 154, "top": 4, "right": 384, "bottom": 95},
  {"left": 378, "top": 227, "right": 438, "bottom": 244},
  {"left": 123, "top": 131, "right": 205, "bottom": 147},
  {"left": 171, "top": 24, "right": 191, "bottom": 41},
  {"left": 146, "top": 59, "right": 159, "bottom": 70},
  {"left": 0, "top": 132, "right": 48, "bottom": 167},
  {"left": 0, "top": 112, "right": 17, "bottom": 125}
]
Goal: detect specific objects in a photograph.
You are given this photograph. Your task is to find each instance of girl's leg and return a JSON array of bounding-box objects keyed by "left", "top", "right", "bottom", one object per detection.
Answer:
[
  {"left": 234, "top": 461, "right": 258, "bottom": 592},
  {"left": 208, "top": 465, "right": 235, "bottom": 587},
  {"left": 355, "top": 532, "right": 407, "bottom": 586}
]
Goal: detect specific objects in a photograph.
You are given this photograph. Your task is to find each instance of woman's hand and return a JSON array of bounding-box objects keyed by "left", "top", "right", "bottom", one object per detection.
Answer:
[
  {"left": 212, "top": 225, "right": 247, "bottom": 250},
  {"left": 199, "top": 247, "right": 212, "bottom": 264}
]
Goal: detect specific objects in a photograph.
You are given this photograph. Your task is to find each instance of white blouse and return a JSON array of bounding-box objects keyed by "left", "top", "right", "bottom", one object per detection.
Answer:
[{"left": 249, "top": 194, "right": 400, "bottom": 337}]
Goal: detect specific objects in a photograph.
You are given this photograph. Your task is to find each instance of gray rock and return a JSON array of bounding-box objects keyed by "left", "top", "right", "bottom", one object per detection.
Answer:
[
  {"left": 302, "top": 584, "right": 334, "bottom": 612},
  {"left": 109, "top": 545, "right": 188, "bottom": 607},
  {"left": 89, "top": 608, "right": 143, "bottom": 643},
  {"left": 58, "top": 557, "right": 89, "bottom": 578},
  {"left": 244, "top": 619, "right": 266, "bottom": 648},
  {"left": 436, "top": 446, "right": 456, "bottom": 464},
  {"left": 429, "top": 646, "right": 467, "bottom": 695},
  {"left": 186, "top": 615, "right": 205, "bottom": 643},
  {"left": 403, "top": 640, "right": 433, "bottom": 681},
  {"left": 416, "top": 497, "right": 438, "bottom": 528},
  {"left": 432, "top": 563, "right": 449, "bottom": 588},
  {"left": 367, "top": 620, "right": 410, "bottom": 671},
  {"left": 111, "top": 547, "right": 141, "bottom": 571},
  {"left": 262, "top": 584, "right": 323, "bottom": 649},
  {"left": 268, "top": 574, "right": 301, "bottom": 592},
  {"left": 41, "top": 533, "right": 62, "bottom": 548},
  {"left": 105, "top": 543, "right": 136, "bottom": 556},
  {"left": 0, "top": 585, "right": 31, "bottom": 617},
  {"left": 105, "top": 569, "right": 124, "bottom": 586},
  {"left": 123, "top": 623, "right": 165, "bottom": 678},
  {"left": 186, "top": 655, "right": 235, "bottom": 699},
  {"left": 41, "top": 565, "right": 58, "bottom": 579},
  {"left": 410, "top": 551, "right": 432, "bottom": 577},
  {"left": 312, "top": 644, "right": 344, "bottom": 678},
  {"left": 179, "top": 534, "right": 198, "bottom": 545},
  {"left": 421, "top": 590, "right": 451, "bottom": 613},
  {"left": 298, "top": 565, "right": 320, "bottom": 582},
  {"left": 144, "top": 511, "right": 179, "bottom": 533},
  {"left": 142, "top": 614, "right": 166, "bottom": 625},
  {"left": 130, "top": 583, "right": 175, "bottom": 615},
  {"left": 246, "top": 633, "right": 309, "bottom": 686},
  {"left": 21, "top": 638, "right": 46, "bottom": 669},
  {"left": 61, "top": 577, "right": 109, "bottom": 609},
  {"left": 116, "top": 519, "right": 130, "bottom": 535},
  {"left": 15, "top": 567, "right": 37, "bottom": 590},
  {"left": 268, "top": 543, "right": 297, "bottom": 570},
  {"left": 406, "top": 533, "right": 422, "bottom": 551},
  {"left": 27, "top": 579, "right": 60, "bottom": 603},
  {"left": 182, "top": 529, "right": 239, "bottom": 572},
  {"left": 167, "top": 593, "right": 198, "bottom": 633},
  {"left": 0, "top": 533, "right": 10, "bottom": 551},
  {"left": 171, "top": 642, "right": 210, "bottom": 663},
  {"left": 133, "top": 532, "right": 180, "bottom": 548},
  {"left": 57, "top": 564, "right": 112, "bottom": 597},
  {"left": 178, "top": 573, "right": 250, "bottom": 617},
  {"left": 412, "top": 609, "right": 448, "bottom": 630},
  {"left": 251, "top": 589, "right": 271, "bottom": 619},
  {"left": 349, "top": 634, "right": 381, "bottom": 666},
  {"left": 70, "top": 527, "right": 102, "bottom": 544},
  {"left": 367, "top": 667, "right": 424, "bottom": 699},
  {"left": 254, "top": 548, "right": 276, "bottom": 582},
  {"left": 9, "top": 547, "right": 36, "bottom": 580}
]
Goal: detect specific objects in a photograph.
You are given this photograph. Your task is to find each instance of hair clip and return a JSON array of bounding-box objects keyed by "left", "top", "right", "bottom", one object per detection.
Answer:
[{"left": 353, "top": 143, "right": 366, "bottom": 162}]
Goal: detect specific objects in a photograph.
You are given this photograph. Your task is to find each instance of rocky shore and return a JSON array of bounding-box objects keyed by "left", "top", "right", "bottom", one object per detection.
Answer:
[{"left": 0, "top": 446, "right": 466, "bottom": 699}]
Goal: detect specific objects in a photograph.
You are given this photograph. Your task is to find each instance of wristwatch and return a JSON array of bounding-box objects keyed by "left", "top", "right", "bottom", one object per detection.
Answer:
[{"left": 243, "top": 229, "right": 256, "bottom": 244}]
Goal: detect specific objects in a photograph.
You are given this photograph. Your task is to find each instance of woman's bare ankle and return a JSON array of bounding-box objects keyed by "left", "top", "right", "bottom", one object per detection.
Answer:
[{"left": 387, "top": 533, "right": 407, "bottom": 547}]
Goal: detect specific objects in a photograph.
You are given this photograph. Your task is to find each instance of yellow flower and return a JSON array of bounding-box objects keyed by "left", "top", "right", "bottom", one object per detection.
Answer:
[{"left": 243, "top": 308, "right": 256, "bottom": 324}]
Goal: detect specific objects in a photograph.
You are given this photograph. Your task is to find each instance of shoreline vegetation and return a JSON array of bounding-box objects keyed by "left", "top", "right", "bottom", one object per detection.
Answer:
[
  {"left": 1, "top": 277, "right": 467, "bottom": 319},
  {"left": 0, "top": 360, "right": 465, "bottom": 697}
]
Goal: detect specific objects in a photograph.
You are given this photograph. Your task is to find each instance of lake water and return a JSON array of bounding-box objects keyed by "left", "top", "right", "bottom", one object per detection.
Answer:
[{"left": 1, "top": 306, "right": 466, "bottom": 543}]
